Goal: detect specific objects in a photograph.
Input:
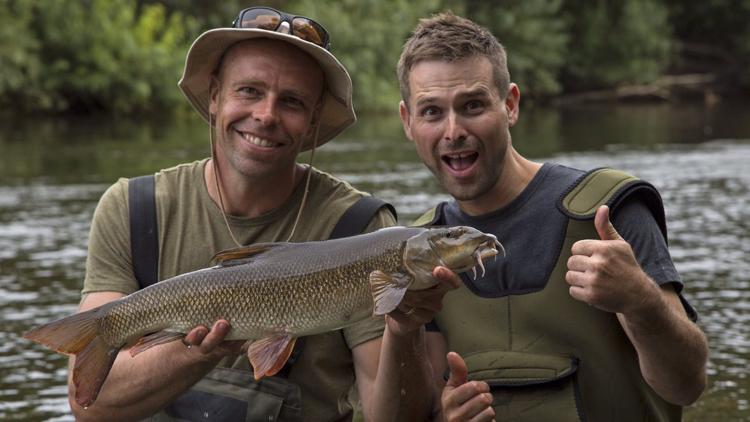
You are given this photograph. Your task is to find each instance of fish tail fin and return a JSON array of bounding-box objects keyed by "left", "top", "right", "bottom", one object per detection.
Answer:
[{"left": 23, "top": 307, "right": 120, "bottom": 407}]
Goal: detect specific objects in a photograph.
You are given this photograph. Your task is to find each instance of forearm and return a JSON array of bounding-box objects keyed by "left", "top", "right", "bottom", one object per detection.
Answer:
[
  {"left": 618, "top": 286, "right": 708, "bottom": 405},
  {"left": 368, "top": 325, "right": 435, "bottom": 422},
  {"left": 69, "top": 340, "right": 222, "bottom": 421}
]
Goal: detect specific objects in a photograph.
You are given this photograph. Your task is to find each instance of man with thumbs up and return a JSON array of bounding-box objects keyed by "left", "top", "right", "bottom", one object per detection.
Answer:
[{"left": 398, "top": 12, "right": 708, "bottom": 422}]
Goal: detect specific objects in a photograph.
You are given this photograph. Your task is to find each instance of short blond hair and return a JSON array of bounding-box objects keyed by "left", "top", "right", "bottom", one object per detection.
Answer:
[{"left": 397, "top": 12, "right": 510, "bottom": 105}]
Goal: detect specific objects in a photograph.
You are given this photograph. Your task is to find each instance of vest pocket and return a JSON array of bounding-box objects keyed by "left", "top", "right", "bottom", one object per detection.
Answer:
[
  {"left": 464, "top": 350, "right": 585, "bottom": 422},
  {"left": 164, "top": 367, "right": 302, "bottom": 422}
]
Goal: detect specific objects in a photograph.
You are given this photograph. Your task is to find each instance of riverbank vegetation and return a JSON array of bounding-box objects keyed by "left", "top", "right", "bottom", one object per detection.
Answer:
[{"left": 1, "top": 0, "right": 747, "bottom": 115}]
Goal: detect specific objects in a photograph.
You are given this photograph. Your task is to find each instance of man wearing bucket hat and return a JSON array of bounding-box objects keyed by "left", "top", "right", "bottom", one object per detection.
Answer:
[{"left": 68, "top": 6, "right": 436, "bottom": 422}]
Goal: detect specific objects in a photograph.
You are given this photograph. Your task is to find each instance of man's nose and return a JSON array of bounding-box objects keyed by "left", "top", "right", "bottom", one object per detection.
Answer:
[
  {"left": 253, "top": 97, "right": 279, "bottom": 126},
  {"left": 444, "top": 111, "right": 467, "bottom": 142}
]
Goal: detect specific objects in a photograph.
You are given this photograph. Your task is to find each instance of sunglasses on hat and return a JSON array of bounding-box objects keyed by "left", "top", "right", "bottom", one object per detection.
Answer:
[{"left": 232, "top": 7, "right": 330, "bottom": 50}]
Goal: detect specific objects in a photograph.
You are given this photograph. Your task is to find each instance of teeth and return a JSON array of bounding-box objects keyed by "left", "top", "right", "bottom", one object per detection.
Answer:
[
  {"left": 241, "top": 132, "right": 278, "bottom": 147},
  {"left": 444, "top": 152, "right": 475, "bottom": 171}
]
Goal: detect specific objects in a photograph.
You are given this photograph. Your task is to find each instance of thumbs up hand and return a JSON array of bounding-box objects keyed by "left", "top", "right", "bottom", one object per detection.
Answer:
[
  {"left": 566, "top": 205, "right": 659, "bottom": 315},
  {"left": 440, "top": 352, "right": 495, "bottom": 422}
]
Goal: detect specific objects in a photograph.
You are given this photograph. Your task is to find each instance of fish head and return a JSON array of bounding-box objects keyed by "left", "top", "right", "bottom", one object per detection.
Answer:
[{"left": 403, "top": 226, "right": 504, "bottom": 290}]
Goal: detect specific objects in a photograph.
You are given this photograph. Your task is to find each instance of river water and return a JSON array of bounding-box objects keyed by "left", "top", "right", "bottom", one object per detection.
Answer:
[{"left": 1, "top": 102, "right": 748, "bottom": 420}]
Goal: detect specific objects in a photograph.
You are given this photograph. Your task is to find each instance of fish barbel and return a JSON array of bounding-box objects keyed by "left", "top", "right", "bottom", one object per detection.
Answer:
[{"left": 23, "top": 225, "right": 502, "bottom": 407}]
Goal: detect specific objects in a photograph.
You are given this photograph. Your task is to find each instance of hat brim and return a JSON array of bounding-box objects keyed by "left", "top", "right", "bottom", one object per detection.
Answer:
[{"left": 178, "top": 28, "right": 355, "bottom": 151}]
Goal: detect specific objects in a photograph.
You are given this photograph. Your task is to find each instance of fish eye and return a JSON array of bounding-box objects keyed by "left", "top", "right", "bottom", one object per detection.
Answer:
[{"left": 445, "top": 229, "right": 462, "bottom": 239}]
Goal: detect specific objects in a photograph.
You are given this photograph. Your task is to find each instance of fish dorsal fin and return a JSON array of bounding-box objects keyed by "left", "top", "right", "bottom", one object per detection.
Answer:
[
  {"left": 211, "top": 243, "right": 283, "bottom": 266},
  {"left": 247, "top": 334, "right": 297, "bottom": 380},
  {"left": 129, "top": 331, "right": 185, "bottom": 357},
  {"left": 369, "top": 270, "right": 411, "bottom": 316}
]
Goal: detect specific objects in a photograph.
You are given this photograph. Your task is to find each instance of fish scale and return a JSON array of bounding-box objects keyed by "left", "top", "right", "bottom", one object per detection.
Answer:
[{"left": 22, "top": 225, "right": 501, "bottom": 407}]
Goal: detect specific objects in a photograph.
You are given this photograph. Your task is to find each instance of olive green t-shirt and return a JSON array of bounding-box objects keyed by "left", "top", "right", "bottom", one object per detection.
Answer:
[{"left": 83, "top": 159, "right": 395, "bottom": 421}]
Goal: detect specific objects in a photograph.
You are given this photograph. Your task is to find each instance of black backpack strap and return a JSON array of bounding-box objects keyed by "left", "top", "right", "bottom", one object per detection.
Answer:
[
  {"left": 128, "top": 175, "right": 159, "bottom": 289},
  {"left": 328, "top": 196, "right": 397, "bottom": 239}
]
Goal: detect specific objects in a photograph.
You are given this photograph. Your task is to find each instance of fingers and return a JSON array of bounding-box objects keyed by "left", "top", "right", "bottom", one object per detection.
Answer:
[
  {"left": 446, "top": 351, "right": 468, "bottom": 387},
  {"left": 183, "top": 320, "right": 232, "bottom": 354},
  {"left": 386, "top": 267, "right": 462, "bottom": 335},
  {"left": 595, "top": 205, "right": 623, "bottom": 241},
  {"left": 396, "top": 268, "right": 460, "bottom": 316},
  {"left": 433, "top": 266, "right": 463, "bottom": 290},
  {"left": 199, "top": 320, "right": 231, "bottom": 351},
  {"left": 570, "top": 238, "right": 599, "bottom": 256},
  {"left": 443, "top": 352, "right": 495, "bottom": 422}
]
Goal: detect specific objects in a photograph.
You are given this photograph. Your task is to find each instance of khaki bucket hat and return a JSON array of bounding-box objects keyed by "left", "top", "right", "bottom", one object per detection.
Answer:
[{"left": 178, "top": 27, "right": 356, "bottom": 151}]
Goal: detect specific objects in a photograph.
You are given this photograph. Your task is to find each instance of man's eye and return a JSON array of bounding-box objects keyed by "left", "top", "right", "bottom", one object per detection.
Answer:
[
  {"left": 420, "top": 106, "right": 441, "bottom": 118},
  {"left": 283, "top": 97, "right": 305, "bottom": 109},
  {"left": 239, "top": 87, "right": 261, "bottom": 96},
  {"left": 465, "top": 100, "right": 484, "bottom": 112}
]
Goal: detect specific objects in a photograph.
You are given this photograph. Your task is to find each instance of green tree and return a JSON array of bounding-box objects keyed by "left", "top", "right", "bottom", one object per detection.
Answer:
[
  {"left": 1, "top": 0, "right": 197, "bottom": 114},
  {"left": 561, "top": 0, "right": 672, "bottom": 91},
  {"left": 290, "top": 0, "right": 443, "bottom": 112},
  {"left": 664, "top": 0, "right": 750, "bottom": 89},
  {"left": 0, "top": 1, "right": 45, "bottom": 111},
  {"left": 461, "top": 0, "right": 570, "bottom": 98}
]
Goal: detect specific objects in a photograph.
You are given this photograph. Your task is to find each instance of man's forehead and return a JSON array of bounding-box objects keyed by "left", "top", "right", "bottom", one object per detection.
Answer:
[
  {"left": 217, "top": 39, "right": 325, "bottom": 95},
  {"left": 409, "top": 59, "right": 495, "bottom": 103}
]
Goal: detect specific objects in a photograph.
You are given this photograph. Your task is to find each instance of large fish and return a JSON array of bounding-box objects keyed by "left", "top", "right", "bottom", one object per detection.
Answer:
[{"left": 24, "top": 226, "right": 502, "bottom": 407}]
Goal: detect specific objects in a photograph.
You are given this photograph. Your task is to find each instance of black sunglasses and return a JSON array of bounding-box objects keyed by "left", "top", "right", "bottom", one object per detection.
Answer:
[{"left": 232, "top": 7, "right": 330, "bottom": 50}]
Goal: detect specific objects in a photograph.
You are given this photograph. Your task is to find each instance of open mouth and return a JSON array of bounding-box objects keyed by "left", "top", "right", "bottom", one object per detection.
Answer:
[
  {"left": 470, "top": 238, "right": 505, "bottom": 280},
  {"left": 442, "top": 152, "right": 478, "bottom": 172}
]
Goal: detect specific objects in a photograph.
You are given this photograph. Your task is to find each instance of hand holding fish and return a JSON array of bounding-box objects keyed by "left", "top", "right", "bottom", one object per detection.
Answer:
[
  {"left": 181, "top": 320, "right": 247, "bottom": 357},
  {"left": 386, "top": 266, "right": 461, "bottom": 336}
]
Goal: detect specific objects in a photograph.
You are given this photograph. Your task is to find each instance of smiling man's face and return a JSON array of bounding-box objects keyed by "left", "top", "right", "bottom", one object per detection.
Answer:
[{"left": 209, "top": 39, "right": 323, "bottom": 182}]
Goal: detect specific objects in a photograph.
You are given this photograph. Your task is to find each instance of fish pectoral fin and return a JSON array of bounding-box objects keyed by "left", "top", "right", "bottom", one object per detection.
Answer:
[
  {"left": 211, "top": 242, "right": 284, "bottom": 266},
  {"left": 247, "top": 334, "right": 296, "bottom": 380},
  {"left": 129, "top": 331, "right": 185, "bottom": 357},
  {"left": 369, "top": 270, "right": 410, "bottom": 316}
]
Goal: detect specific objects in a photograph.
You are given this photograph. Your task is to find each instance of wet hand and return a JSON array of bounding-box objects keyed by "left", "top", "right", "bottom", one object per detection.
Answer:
[
  {"left": 182, "top": 319, "right": 246, "bottom": 358},
  {"left": 566, "top": 205, "right": 659, "bottom": 314},
  {"left": 441, "top": 352, "right": 495, "bottom": 422},
  {"left": 386, "top": 267, "right": 460, "bottom": 336}
]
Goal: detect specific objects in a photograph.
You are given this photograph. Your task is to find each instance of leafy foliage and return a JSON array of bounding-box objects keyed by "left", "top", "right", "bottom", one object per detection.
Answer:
[
  {"left": 1, "top": 0, "right": 197, "bottom": 114},
  {"left": 289, "top": 0, "right": 444, "bottom": 112},
  {"left": 0, "top": 0, "right": 746, "bottom": 116},
  {"left": 461, "top": 0, "right": 569, "bottom": 97},
  {"left": 561, "top": 0, "right": 672, "bottom": 91}
]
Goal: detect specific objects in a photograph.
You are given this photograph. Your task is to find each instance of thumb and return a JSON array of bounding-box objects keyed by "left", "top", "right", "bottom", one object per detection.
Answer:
[
  {"left": 595, "top": 205, "right": 623, "bottom": 241},
  {"left": 445, "top": 351, "right": 469, "bottom": 388}
]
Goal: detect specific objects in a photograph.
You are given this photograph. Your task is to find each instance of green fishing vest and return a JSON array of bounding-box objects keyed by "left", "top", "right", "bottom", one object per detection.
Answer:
[{"left": 414, "top": 168, "right": 681, "bottom": 422}]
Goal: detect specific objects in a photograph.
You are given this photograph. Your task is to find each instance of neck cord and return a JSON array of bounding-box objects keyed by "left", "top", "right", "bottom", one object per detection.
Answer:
[{"left": 208, "top": 114, "right": 320, "bottom": 247}]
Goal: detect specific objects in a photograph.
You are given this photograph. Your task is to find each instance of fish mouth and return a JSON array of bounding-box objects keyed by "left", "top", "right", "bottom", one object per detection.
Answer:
[{"left": 469, "top": 237, "right": 505, "bottom": 280}]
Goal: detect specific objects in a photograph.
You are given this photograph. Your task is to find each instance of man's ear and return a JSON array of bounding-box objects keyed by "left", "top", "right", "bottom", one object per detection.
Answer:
[
  {"left": 304, "top": 96, "right": 325, "bottom": 141},
  {"left": 399, "top": 100, "right": 413, "bottom": 141},
  {"left": 505, "top": 83, "right": 520, "bottom": 127},
  {"left": 208, "top": 76, "right": 220, "bottom": 119}
]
